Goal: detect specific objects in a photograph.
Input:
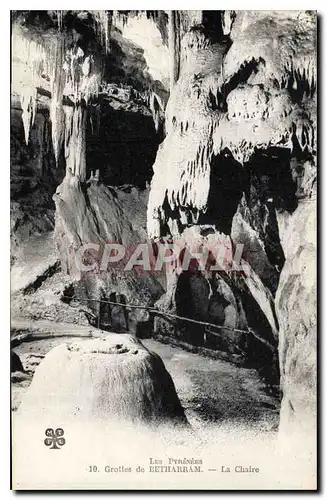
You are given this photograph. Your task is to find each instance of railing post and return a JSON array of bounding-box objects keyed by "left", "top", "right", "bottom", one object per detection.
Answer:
[{"left": 97, "top": 299, "right": 101, "bottom": 330}]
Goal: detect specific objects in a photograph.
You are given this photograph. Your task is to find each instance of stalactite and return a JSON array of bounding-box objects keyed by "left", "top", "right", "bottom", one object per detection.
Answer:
[
  {"left": 50, "top": 38, "right": 66, "bottom": 164},
  {"left": 63, "top": 46, "right": 102, "bottom": 105},
  {"left": 147, "top": 116, "right": 214, "bottom": 238},
  {"left": 57, "top": 43, "right": 101, "bottom": 167},
  {"left": 12, "top": 27, "right": 47, "bottom": 144},
  {"left": 91, "top": 10, "right": 112, "bottom": 54},
  {"left": 63, "top": 105, "right": 87, "bottom": 181},
  {"left": 20, "top": 86, "right": 37, "bottom": 145},
  {"left": 221, "top": 10, "right": 236, "bottom": 35},
  {"left": 56, "top": 11, "right": 64, "bottom": 31},
  {"left": 12, "top": 26, "right": 66, "bottom": 154},
  {"left": 168, "top": 11, "right": 180, "bottom": 90},
  {"left": 149, "top": 92, "right": 164, "bottom": 132},
  {"left": 31, "top": 113, "right": 46, "bottom": 176},
  {"left": 12, "top": 20, "right": 103, "bottom": 159}
]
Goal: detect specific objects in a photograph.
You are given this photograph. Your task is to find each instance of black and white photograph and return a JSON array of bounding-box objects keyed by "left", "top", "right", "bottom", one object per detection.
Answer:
[{"left": 10, "top": 9, "right": 317, "bottom": 490}]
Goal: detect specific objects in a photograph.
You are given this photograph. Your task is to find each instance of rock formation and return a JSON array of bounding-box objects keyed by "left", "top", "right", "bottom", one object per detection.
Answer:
[
  {"left": 146, "top": 10, "right": 316, "bottom": 435},
  {"left": 19, "top": 334, "right": 187, "bottom": 425},
  {"left": 11, "top": 10, "right": 316, "bottom": 437}
]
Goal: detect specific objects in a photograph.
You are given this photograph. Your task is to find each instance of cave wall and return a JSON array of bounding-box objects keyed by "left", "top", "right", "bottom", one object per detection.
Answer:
[
  {"left": 276, "top": 193, "right": 316, "bottom": 434},
  {"left": 10, "top": 95, "right": 66, "bottom": 275},
  {"left": 146, "top": 10, "right": 316, "bottom": 432},
  {"left": 10, "top": 10, "right": 167, "bottom": 305},
  {"left": 10, "top": 10, "right": 316, "bottom": 437}
]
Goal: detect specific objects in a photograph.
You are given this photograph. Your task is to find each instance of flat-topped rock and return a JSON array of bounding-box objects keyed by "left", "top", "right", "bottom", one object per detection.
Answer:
[{"left": 19, "top": 334, "right": 187, "bottom": 426}]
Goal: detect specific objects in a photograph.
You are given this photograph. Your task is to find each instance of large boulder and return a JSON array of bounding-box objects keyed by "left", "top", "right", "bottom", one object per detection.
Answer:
[{"left": 18, "top": 334, "right": 187, "bottom": 426}]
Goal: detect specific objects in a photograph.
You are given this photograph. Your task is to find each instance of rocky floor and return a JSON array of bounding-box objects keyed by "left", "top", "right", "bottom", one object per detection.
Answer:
[
  {"left": 143, "top": 339, "right": 279, "bottom": 432},
  {"left": 11, "top": 320, "right": 280, "bottom": 433}
]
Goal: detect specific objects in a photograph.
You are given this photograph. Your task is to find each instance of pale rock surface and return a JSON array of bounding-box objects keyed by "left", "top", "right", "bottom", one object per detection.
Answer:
[
  {"left": 276, "top": 198, "right": 316, "bottom": 434},
  {"left": 19, "top": 334, "right": 187, "bottom": 425}
]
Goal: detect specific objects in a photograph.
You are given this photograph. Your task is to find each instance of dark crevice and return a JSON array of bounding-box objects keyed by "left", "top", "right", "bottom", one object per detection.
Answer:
[
  {"left": 219, "top": 57, "right": 266, "bottom": 112},
  {"left": 287, "top": 68, "right": 316, "bottom": 103},
  {"left": 243, "top": 148, "right": 298, "bottom": 275},
  {"left": 86, "top": 104, "right": 159, "bottom": 189},
  {"left": 23, "top": 261, "right": 61, "bottom": 295},
  {"left": 201, "top": 11, "right": 224, "bottom": 43},
  {"left": 175, "top": 271, "right": 210, "bottom": 346},
  {"left": 159, "top": 192, "right": 183, "bottom": 237},
  {"left": 199, "top": 148, "right": 244, "bottom": 233}
]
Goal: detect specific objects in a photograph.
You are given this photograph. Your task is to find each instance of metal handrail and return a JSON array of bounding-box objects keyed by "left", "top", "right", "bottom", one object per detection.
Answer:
[{"left": 62, "top": 294, "right": 276, "bottom": 351}]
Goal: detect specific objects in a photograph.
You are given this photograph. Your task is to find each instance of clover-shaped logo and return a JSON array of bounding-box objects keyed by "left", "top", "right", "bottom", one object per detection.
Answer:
[{"left": 44, "top": 428, "right": 66, "bottom": 449}]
